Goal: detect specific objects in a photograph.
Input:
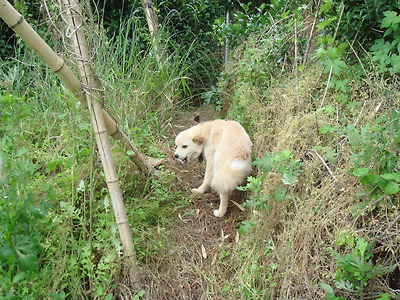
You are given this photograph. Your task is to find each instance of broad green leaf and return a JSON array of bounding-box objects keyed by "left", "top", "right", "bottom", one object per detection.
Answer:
[
  {"left": 382, "top": 11, "right": 399, "bottom": 28},
  {"left": 325, "top": 147, "right": 336, "bottom": 165},
  {"left": 15, "top": 148, "right": 30, "bottom": 158},
  {"left": 380, "top": 173, "right": 400, "bottom": 182},
  {"left": 316, "top": 18, "right": 332, "bottom": 30},
  {"left": 41, "top": 182, "right": 51, "bottom": 191},
  {"left": 47, "top": 161, "right": 57, "bottom": 172},
  {"left": 126, "top": 150, "right": 135, "bottom": 156},
  {"left": 273, "top": 187, "right": 287, "bottom": 202},
  {"left": 320, "top": 282, "right": 334, "bottom": 294},
  {"left": 319, "top": 126, "right": 338, "bottom": 134},
  {"left": 360, "top": 174, "right": 380, "bottom": 185},
  {"left": 282, "top": 173, "right": 298, "bottom": 186},
  {"left": 12, "top": 272, "right": 27, "bottom": 284},
  {"left": 319, "top": 0, "right": 333, "bottom": 14},
  {"left": 352, "top": 168, "right": 369, "bottom": 177},
  {"left": 384, "top": 181, "right": 400, "bottom": 194}
]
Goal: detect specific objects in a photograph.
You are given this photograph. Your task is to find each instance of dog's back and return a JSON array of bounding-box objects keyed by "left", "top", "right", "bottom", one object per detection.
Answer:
[{"left": 209, "top": 120, "right": 252, "bottom": 194}]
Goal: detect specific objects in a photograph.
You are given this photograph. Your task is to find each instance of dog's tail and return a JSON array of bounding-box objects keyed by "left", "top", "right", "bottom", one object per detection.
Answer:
[{"left": 211, "top": 159, "right": 252, "bottom": 194}]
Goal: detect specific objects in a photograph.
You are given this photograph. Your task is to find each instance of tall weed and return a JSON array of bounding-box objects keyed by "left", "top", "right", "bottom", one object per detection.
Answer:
[
  {"left": 0, "top": 93, "right": 53, "bottom": 298},
  {"left": 346, "top": 109, "right": 400, "bottom": 201}
]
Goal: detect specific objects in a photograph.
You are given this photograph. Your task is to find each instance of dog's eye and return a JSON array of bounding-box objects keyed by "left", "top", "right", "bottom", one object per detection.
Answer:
[{"left": 182, "top": 145, "right": 188, "bottom": 148}]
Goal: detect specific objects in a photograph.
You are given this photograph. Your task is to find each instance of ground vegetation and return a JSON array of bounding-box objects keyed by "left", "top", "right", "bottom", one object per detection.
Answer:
[{"left": 0, "top": 0, "right": 399, "bottom": 299}]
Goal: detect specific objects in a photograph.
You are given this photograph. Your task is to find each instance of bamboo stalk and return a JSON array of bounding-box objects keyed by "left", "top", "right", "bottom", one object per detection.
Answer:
[
  {"left": 0, "top": 0, "right": 160, "bottom": 175},
  {"left": 140, "top": 0, "right": 175, "bottom": 106},
  {"left": 140, "top": 0, "right": 161, "bottom": 61},
  {"left": 141, "top": 0, "right": 158, "bottom": 37},
  {"left": 61, "top": 0, "right": 141, "bottom": 285}
]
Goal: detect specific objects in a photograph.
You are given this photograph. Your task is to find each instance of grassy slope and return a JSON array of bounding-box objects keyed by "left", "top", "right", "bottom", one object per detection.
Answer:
[{"left": 215, "top": 29, "right": 400, "bottom": 299}]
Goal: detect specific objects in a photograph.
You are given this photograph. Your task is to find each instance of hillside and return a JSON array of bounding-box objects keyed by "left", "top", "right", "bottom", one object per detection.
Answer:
[{"left": 0, "top": 0, "right": 399, "bottom": 299}]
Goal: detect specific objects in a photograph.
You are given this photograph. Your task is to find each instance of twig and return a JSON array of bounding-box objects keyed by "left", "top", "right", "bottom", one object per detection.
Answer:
[
  {"left": 333, "top": 2, "right": 345, "bottom": 42},
  {"left": 354, "top": 95, "right": 368, "bottom": 127},
  {"left": 320, "top": 65, "right": 333, "bottom": 109},
  {"left": 377, "top": 213, "right": 400, "bottom": 241},
  {"left": 303, "top": 0, "right": 321, "bottom": 65},
  {"left": 348, "top": 41, "right": 370, "bottom": 127},
  {"left": 320, "top": 2, "right": 345, "bottom": 109},
  {"left": 353, "top": 195, "right": 386, "bottom": 226},
  {"left": 230, "top": 200, "right": 245, "bottom": 211},
  {"left": 294, "top": 18, "right": 300, "bottom": 115},
  {"left": 308, "top": 149, "right": 336, "bottom": 180}
]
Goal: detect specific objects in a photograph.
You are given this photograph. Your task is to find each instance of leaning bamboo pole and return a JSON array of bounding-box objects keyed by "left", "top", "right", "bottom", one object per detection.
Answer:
[
  {"left": 60, "top": 0, "right": 140, "bottom": 285},
  {"left": 0, "top": 0, "right": 160, "bottom": 175}
]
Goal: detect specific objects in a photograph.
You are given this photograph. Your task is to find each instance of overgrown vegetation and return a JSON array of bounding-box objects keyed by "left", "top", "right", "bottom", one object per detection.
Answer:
[
  {"left": 1, "top": 0, "right": 399, "bottom": 299},
  {"left": 216, "top": 0, "right": 400, "bottom": 298}
]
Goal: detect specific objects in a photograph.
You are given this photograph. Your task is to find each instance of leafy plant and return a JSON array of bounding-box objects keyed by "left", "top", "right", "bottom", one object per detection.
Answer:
[
  {"left": 216, "top": 1, "right": 270, "bottom": 49},
  {"left": 201, "top": 85, "right": 222, "bottom": 110},
  {"left": 239, "top": 150, "right": 303, "bottom": 211},
  {"left": 0, "top": 93, "right": 53, "bottom": 298},
  {"left": 233, "top": 239, "right": 277, "bottom": 299},
  {"left": 321, "top": 237, "right": 395, "bottom": 298},
  {"left": 370, "top": 10, "right": 400, "bottom": 75},
  {"left": 318, "top": 0, "right": 398, "bottom": 48},
  {"left": 346, "top": 109, "right": 400, "bottom": 199},
  {"left": 126, "top": 171, "right": 186, "bottom": 262}
]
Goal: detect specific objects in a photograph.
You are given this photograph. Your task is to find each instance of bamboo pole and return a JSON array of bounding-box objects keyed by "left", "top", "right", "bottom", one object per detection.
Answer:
[
  {"left": 140, "top": 0, "right": 161, "bottom": 61},
  {"left": 0, "top": 0, "right": 160, "bottom": 175},
  {"left": 60, "top": 0, "right": 141, "bottom": 285},
  {"left": 140, "top": 0, "right": 174, "bottom": 106},
  {"left": 141, "top": 0, "right": 158, "bottom": 37}
]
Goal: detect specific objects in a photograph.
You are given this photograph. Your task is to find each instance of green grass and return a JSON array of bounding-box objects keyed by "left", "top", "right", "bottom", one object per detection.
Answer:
[{"left": 0, "top": 12, "right": 194, "bottom": 298}]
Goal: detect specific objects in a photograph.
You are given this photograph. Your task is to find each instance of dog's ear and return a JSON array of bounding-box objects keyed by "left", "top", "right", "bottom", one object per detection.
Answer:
[
  {"left": 192, "top": 135, "right": 204, "bottom": 145},
  {"left": 194, "top": 115, "right": 200, "bottom": 123}
]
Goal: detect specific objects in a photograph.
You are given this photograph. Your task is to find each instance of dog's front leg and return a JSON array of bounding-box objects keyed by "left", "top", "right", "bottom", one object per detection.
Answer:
[
  {"left": 192, "top": 159, "right": 213, "bottom": 194},
  {"left": 214, "top": 192, "right": 230, "bottom": 217}
]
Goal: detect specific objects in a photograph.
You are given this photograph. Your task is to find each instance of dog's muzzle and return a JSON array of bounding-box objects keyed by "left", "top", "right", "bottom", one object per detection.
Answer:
[{"left": 174, "top": 153, "right": 187, "bottom": 164}]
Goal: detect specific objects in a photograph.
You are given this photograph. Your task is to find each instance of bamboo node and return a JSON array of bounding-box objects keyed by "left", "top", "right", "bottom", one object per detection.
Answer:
[
  {"left": 94, "top": 129, "right": 107, "bottom": 135},
  {"left": 106, "top": 179, "right": 119, "bottom": 184},
  {"left": 144, "top": 2, "right": 153, "bottom": 9},
  {"left": 10, "top": 15, "right": 24, "bottom": 29},
  {"left": 110, "top": 128, "right": 119, "bottom": 137},
  {"left": 53, "top": 60, "right": 65, "bottom": 73},
  {"left": 116, "top": 219, "right": 129, "bottom": 225}
]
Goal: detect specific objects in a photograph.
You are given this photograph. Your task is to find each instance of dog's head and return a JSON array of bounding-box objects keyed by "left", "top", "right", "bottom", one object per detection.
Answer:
[{"left": 174, "top": 129, "right": 204, "bottom": 164}]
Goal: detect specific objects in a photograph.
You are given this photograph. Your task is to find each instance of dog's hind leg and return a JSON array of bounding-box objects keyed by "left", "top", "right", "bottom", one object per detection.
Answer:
[{"left": 214, "top": 192, "right": 230, "bottom": 217}]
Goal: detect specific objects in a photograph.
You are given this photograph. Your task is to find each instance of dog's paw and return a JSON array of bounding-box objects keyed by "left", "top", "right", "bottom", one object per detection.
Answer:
[
  {"left": 213, "top": 210, "right": 225, "bottom": 217},
  {"left": 192, "top": 188, "right": 204, "bottom": 194}
]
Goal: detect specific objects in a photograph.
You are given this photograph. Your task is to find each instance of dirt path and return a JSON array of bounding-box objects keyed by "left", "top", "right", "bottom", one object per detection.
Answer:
[{"left": 142, "top": 106, "right": 248, "bottom": 299}]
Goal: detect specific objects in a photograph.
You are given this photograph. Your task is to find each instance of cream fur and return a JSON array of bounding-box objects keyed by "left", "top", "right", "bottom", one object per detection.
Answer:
[{"left": 174, "top": 120, "right": 252, "bottom": 217}]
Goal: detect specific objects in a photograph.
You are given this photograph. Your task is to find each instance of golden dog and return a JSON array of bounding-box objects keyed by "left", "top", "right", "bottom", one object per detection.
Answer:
[{"left": 174, "top": 120, "right": 252, "bottom": 217}]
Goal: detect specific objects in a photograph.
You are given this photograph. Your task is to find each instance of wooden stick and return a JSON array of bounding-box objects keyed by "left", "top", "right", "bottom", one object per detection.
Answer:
[
  {"left": 140, "top": 0, "right": 175, "bottom": 107},
  {"left": 294, "top": 18, "right": 300, "bottom": 115}
]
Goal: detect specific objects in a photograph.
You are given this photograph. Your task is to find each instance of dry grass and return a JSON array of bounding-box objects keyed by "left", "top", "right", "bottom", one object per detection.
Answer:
[{"left": 216, "top": 51, "right": 400, "bottom": 298}]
